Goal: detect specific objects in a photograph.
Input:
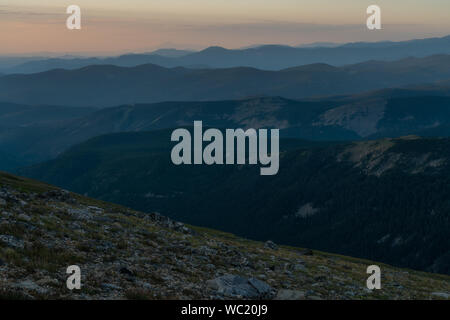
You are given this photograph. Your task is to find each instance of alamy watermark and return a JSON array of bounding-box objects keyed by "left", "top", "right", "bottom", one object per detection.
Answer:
[
  {"left": 366, "top": 265, "right": 381, "bottom": 290},
  {"left": 367, "top": 5, "right": 381, "bottom": 30},
  {"left": 170, "top": 121, "right": 279, "bottom": 176},
  {"left": 66, "top": 5, "right": 380, "bottom": 31},
  {"left": 66, "top": 265, "right": 81, "bottom": 290},
  {"left": 66, "top": 5, "right": 81, "bottom": 30}
]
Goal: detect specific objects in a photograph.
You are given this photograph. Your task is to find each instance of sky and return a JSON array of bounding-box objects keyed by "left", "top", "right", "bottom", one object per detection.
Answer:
[{"left": 1, "top": 0, "right": 450, "bottom": 55}]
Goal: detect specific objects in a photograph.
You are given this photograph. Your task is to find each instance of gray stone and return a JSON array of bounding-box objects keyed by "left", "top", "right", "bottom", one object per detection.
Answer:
[
  {"left": 1, "top": 211, "right": 12, "bottom": 217},
  {"left": 102, "top": 283, "right": 122, "bottom": 291},
  {"left": 0, "top": 234, "right": 24, "bottom": 249},
  {"left": 207, "top": 274, "right": 274, "bottom": 299},
  {"left": 205, "top": 264, "right": 215, "bottom": 271},
  {"left": 431, "top": 292, "right": 450, "bottom": 299},
  {"left": 264, "top": 240, "right": 278, "bottom": 250},
  {"left": 67, "top": 207, "right": 93, "bottom": 220},
  {"left": 36, "top": 278, "right": 59, "bottom": 287},
  {"left": 293, "top": 264, "right": 307, "bottom": 272},
  {"left": 140, "top": 282, "right": 152, "bottom": 290},
  {"left": 14, "top": 280, "right": 48, "bottom": 294},
  {"left": 18, "top": 213, "right": 31, "bottom": 222},
  {"left": 88, "top": 206, "right": 104, "bottom": 213}
]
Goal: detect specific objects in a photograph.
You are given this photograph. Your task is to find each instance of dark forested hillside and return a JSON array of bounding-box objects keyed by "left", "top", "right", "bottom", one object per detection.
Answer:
[
  {"left": 21, "top": 131, "right": 450, "bottom": 275},
  {"left": 3, "top": 88, "right": 450, "bottom": 171},
  {"left": 0, "top": 102, "right": 95, "bottom": 127},
  {"left": 0, "top": 102, "right": 96, "bottom": 170}
]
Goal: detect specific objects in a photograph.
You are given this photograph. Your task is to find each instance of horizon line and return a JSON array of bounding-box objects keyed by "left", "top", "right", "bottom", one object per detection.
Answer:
[{"left": 2, "top": 34, "right": 449, "bottom": 58}]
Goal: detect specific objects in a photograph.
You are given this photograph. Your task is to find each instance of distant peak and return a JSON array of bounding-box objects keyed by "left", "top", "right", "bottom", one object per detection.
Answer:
[{"left": 201, "top": 46, "right": 228, "bottom": 53}]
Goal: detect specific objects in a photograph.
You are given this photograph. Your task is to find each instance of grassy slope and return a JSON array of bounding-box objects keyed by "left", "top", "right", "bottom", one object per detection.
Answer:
[{"left": 0, "top": 171, "right": 449, "bottom": 300}]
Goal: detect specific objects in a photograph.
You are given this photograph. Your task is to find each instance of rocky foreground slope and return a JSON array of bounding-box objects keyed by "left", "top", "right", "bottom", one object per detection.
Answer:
[{"left": 0, "top": 172, "right": 449, "bottom": 300}]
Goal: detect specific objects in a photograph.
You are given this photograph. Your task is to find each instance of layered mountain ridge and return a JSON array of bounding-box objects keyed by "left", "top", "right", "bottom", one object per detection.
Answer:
[
  {"left": 2, "top": 84, "right": 450, "bottom": 170},
  {"left": 1, "top": 55, "right": 450, "bottom": 107},
  {"left": 2, "top": 35, "right": 450, "bottom": 74}
]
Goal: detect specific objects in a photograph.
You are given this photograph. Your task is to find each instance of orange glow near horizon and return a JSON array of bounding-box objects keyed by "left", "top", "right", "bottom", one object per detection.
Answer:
[{"left": 1, "top": 0, "right": 449, "bottom": 55}]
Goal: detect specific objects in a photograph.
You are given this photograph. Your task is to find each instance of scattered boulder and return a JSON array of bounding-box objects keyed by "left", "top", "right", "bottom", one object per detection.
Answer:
[
  {"left": 39, "top": 189, "right": 71, "bottom": 201},
  {"left": 67, "top": 207, "right": 93, "bottom": 220},
  {"left": 0, "top": 234, "right": 24, "bottom": 249},
  {"left": 17, "top": 213, "right": 31, "bottom": 222},
  {"left": 102, "top": 283, "right": 123, "bottom": 291},
  {"left": 36, "top": 277, "right": 59, "bottom": 287},
  {"left": 431, "top": 292, "right": 450, "bottom": 299},
  {"left": 292, "top": 264, "right": 307, "bottom": 272},
  {"left": 19, "top": 200, "right": 28, "bottom": 207},
  {"left": 207, "top": 274, "right": 275, "bottom": 299},
  {"left": 14, "top": 280, "right": 48, "bottom": 295},
  {"left": 88, "top": 206, "right": 104, "bottom": 214},
  {"left": 264, "top": 241, "right": 278, "bottom": 251},
  {"left": 144, "top": 212, "right": 194, "bottom": 234}
]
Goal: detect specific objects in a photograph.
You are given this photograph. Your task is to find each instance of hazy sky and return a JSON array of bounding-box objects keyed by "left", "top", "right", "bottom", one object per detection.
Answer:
[{"left": 1, "top": 0, "right": 450, "bottom": 55}]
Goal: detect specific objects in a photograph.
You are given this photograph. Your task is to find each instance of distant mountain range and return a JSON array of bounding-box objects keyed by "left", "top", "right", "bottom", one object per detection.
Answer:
[
  {"left": 1, "top": 55, "right": 450, "bottom": 107},
  {"left": 0, "top": 49, "right": 193, "bottom": 72},
  {"left": 0, "top": 56, "right": 47, "bottom": 71},
  {"left": 20, "top": 131, "right": 450, "bottom": 275},
  {"left": 296, "top": 42, "right": 341, "bottom": 48},
  {"left": 147, "top": 48, "right": 195, "bottom": 58},
  {"left": 2, "top": 35, "right": 450, "bottom": 74}
]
